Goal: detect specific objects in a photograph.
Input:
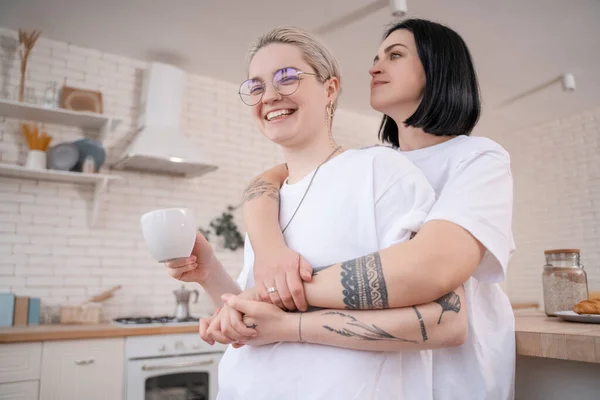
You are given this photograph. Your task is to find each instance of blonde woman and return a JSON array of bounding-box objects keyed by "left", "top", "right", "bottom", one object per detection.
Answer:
[{"left": 166, "top": 26, "right": 467, "bottom": 399}]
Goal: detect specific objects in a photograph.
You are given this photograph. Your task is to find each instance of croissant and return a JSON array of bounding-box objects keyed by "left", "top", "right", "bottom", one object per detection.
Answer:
[{"left": 573, "top": 299, "right": 600, "bottom": 315}]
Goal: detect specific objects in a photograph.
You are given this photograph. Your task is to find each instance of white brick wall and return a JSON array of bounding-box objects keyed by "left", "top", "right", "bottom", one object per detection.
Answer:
[
  {"left": 0, "top": 28, "right": 379, "bottom": 321},
  {"left": 5, "top": 28, "right": 594, "bottom": 321},
  {"left": 489, "top": 107, "right": 600, "bottom": 305}
]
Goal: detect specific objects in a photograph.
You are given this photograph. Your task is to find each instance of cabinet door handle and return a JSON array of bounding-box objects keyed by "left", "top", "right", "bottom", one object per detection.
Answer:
[
  {"left": 141, "top": 359, "right": 214, "bottom": 371},
  {"left": 74, "top": 359, "right": 95, "bottom": 366}
]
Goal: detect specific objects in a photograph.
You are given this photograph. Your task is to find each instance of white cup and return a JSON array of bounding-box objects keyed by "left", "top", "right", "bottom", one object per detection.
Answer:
[{"left": 140, "top": 208, "right": 196, "bottom": 263}]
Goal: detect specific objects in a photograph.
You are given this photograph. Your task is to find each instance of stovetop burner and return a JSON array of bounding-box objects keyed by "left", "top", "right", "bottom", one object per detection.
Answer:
[{"left": 113, "top": 315, "right": 200, "bottom": 326}]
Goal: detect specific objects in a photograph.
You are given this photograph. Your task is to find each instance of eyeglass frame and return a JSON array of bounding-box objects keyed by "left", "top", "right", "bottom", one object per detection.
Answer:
[{"left": 237, "top": 66, "right": 325, "bottom": 106}]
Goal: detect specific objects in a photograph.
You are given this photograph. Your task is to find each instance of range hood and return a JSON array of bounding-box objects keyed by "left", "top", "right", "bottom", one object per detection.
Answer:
[{"left": 114, "top": 62, "right": 218, "bottom": 177}]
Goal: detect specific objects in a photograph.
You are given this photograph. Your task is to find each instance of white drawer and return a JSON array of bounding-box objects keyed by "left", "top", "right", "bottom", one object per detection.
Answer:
[
  {"left": 40, "top": 338, "right": 124, "bottom": 400},
  {"left": 0, "top": 343, "right": 42, "bottom": 384},
  {"left": 0, "top": 380, "right": 39, "bottom": 400}
]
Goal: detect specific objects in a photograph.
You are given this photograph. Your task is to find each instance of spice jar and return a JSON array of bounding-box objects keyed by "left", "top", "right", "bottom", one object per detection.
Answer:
[{"left": 542, "top": 249, "right": 589, "bottom": 316}]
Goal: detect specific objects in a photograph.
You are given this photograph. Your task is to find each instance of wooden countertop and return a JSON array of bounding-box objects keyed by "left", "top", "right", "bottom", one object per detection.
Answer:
[
  {"left": 515, "top": 311, "right": 600, "bottom": 363},
  {"left": 0, "top": 322, "right": 199, "bottom": 343},
  {"left": 1, "top": 312, "right": 599, "bottom": 364}
]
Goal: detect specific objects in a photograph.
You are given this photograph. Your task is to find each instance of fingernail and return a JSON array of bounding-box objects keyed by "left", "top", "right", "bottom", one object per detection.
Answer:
[{"left": 221, "top": 293, "right": 232, "bottom": 301}]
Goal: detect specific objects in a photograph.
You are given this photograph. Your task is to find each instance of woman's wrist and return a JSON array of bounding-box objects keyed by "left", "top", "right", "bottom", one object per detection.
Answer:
[
  {"left": 281, "top": 311, "right": 302, "bottom": 342},
  {"left": 198, "top": 257, "right": 227, "bottom": 286},
  {"left": 251, "top": 232, "right": 287, "bottom": 255}
]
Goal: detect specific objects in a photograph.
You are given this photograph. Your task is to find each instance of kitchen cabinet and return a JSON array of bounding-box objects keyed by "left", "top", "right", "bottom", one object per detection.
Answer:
[
  {"left": 39, "top": 338, "right": 124, "bottom": 400},
  {"left": 0, "top": 343, "right": 42, "bottom": 384},
  {"left": 0, "top": 343, "right": 42, "bottom": 400},
  {"left": 0, "top": 381, "right": 39, "bottom": 400}
]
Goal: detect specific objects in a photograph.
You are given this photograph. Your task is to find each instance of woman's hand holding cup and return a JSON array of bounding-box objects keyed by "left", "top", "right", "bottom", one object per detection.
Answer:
[
  {"left": 165, "top": 231, "right": 216, "bottom": 283},
  {"left": 141, "top": 208, "right": 217, "bottom": 284}
]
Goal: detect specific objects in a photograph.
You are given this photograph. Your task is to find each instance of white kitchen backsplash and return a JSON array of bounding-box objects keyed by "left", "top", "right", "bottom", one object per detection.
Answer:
[
  {"left": 488, "top": 107, "right": 600, "bottom": 304},
  {"left": 0, "top": 27, "right": 380, "bottom": 320}
]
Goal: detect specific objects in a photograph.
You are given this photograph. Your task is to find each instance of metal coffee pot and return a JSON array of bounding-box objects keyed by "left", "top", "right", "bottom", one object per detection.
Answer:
[{"left": 173, "top": 285, "right": 199, "bottom": 320}]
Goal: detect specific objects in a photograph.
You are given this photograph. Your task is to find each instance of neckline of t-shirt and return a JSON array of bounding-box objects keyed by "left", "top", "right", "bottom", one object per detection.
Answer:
[
  {"left": 281, "top": 148, "right": 358, "bottom": 192},
  {"left": 399, "top": 135, "right": 468, "bottom": 160}
]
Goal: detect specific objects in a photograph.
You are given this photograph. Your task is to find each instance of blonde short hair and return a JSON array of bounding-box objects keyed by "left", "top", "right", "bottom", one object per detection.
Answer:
[{"left": 246, "top": 26, "right": 342, "bottom": 108}]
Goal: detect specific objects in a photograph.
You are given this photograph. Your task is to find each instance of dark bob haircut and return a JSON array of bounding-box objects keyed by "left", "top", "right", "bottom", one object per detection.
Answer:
[{"left": 378, "top": 19, "right": 481, "bottom": 147}]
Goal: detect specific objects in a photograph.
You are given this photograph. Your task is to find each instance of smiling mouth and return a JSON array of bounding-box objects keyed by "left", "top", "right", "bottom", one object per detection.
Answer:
[{"left": 265, "top": 109, "right": 296, "bottom": 121}]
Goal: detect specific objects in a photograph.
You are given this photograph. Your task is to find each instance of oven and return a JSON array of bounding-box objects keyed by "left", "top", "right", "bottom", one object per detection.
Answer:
[{"left": 124, "top": 333, "right": 225, "bottom": 400}]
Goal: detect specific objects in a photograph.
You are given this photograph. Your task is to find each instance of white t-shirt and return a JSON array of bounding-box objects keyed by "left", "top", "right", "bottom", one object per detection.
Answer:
[
  {"left": 218, "top": 147, "right": 436, "bottom": 400},
  {"left": 400, "top": 135, "right": 516, "bottom": 400}
]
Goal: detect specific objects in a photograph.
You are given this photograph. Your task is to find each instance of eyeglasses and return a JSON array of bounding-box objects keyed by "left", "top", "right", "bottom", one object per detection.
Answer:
[{"left": 238, "top": 67, "right": 319, "bottom": 106}]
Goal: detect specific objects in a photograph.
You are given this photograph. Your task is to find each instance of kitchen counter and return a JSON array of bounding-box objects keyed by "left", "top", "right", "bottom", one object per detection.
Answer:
[
  {"left": 0, "top": 322, "right": 199, "bottom": 343},
  {"left": 515, "top": 311, "right": 600, "bottom": 363}
]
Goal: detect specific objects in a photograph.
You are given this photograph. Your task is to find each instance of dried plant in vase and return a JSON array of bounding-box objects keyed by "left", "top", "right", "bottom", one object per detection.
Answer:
[
  {"left": 21, "top": 123, "right": 52, "bottom": 170},
  {"left": 21, "top": 123, "right": 52, "bottom": 152},
  {"left": 18, "top": 29, "right": 41, "bottom": 102}
]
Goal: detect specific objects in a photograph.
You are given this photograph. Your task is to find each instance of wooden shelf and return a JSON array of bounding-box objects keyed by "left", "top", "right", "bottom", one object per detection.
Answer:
[
  {"left": 0, "top": 98, "right": 122, "bottom": 141},
  {"left": 0, "top": 163, "right": 122, "bottom": 227}
]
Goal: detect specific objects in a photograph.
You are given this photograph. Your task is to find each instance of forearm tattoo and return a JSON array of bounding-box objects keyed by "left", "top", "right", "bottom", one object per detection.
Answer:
[
  {"left": 412, "top": 306, "right": 428, "bottom": 342},
  {"left": 241, "top": 177, "right": 280, "bottom": 204},
  {"left": 434, "top": 292, "right": 461, "bottom": 324},
  {"left": 340, "top": 252, "right": 389, "bottom": 310},
  {"left": 322, "top": 311, "right": 417, "bottom": 343}
]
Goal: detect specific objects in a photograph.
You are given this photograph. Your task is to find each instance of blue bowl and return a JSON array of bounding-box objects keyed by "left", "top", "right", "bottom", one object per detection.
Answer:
[{"left": 72, "top": 139, "right": 106, "bottom": 172}]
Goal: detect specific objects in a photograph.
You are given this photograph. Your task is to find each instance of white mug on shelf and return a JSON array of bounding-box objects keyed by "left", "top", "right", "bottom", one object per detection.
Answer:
[
  {"left": 25, "top": 150, "right": 47, "bottom": 170},
  {"left": 140, "top": 208, "right": 196, "bottom": 263}
]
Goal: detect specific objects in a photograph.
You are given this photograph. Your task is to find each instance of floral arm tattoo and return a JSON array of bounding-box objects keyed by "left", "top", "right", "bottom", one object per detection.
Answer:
[{"left": 242, "top": 177, "right": 280, "bottom": 204}]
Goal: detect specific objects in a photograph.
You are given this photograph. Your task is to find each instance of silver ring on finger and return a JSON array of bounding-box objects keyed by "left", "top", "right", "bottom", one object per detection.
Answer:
[{"left": 267, "top": 287, "right": 278, "bottom": 294}]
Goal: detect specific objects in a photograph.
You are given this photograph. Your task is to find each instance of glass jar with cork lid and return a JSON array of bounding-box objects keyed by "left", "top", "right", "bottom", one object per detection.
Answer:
[{"left": 542, "top": 249, "right": 589, "bottom": 316}]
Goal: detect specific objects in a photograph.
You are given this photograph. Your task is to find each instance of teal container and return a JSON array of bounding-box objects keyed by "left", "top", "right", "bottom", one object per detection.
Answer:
[
  {"left": 28, "top": 298, "right": 41, "bottom": 325},
  {"left": 0, "top": 293, "right": 15, "bottom": 327}
]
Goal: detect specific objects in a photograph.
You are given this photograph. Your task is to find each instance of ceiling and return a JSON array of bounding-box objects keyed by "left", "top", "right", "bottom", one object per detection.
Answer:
[{"left": 1, "top": 0, "right": 599, "bottom": 135}]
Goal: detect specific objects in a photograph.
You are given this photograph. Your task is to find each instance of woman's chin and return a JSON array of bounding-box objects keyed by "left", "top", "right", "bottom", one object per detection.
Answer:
[
  {"left": 264, "top": 130, "right": 295, "bottom": 146},
  {"left": 370, "top": 97, "right": 391, "bottom": 115}
]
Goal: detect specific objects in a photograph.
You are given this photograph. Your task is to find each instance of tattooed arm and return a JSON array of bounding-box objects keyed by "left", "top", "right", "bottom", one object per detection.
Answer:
[
  {"left": 226, "top": 286, "right": 467, "bottom": 351},
  {"left": 241, "top": 165, "right": 288, "bottom": 253},
  {"left": 299, "top": 221, "right": 486, "bottom": 310},
  {"left": 300, "top": 286, "right": 467, "bottom": 351},
  {"left": 241, "top": 165, "right": 314, "bottom": 311}
]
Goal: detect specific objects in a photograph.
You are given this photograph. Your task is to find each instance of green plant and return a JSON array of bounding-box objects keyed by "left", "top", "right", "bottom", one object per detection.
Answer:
[{"left": 199, "top": 205, "right": 244, "bottom": 251}]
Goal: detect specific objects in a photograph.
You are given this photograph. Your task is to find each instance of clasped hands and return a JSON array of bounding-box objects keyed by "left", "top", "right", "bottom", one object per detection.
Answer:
[{"left": 200, "top": 287, "right": 300, "bottom": 348}]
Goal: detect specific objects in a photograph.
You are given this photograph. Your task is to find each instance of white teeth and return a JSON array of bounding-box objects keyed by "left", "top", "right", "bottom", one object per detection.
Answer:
[{"left": 266, "top": 109, "right": 294, "bottom": 121}]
